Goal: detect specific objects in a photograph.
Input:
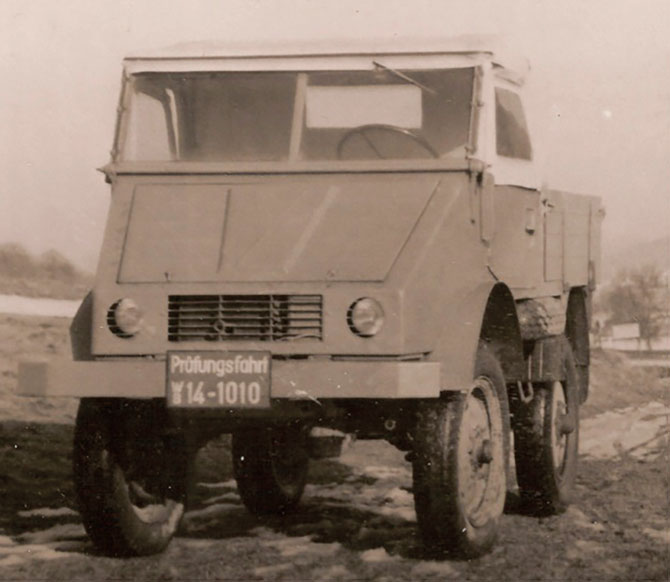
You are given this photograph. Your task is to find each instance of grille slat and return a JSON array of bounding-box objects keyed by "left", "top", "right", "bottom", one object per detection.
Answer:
[
  {"left": 168, "top": 294, "right": 323, "bottom": 342},
  {"left": 168, "top": 307, "right": 322, "bottom": 315}
]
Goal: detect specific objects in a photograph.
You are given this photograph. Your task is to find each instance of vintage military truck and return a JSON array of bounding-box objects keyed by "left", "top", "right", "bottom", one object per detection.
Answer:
[{"left": 19, "top": 38, "right": 603, "bottom": 558}]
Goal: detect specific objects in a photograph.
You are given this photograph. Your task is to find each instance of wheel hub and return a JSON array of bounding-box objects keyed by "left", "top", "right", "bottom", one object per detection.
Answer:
[
  {"left": 558, "top": 413, "right": 575, "bottom": 435},
  {"left": 457, "top": 379, "right": 504, "bottom": 527},
  {"left": 477, "top": 439, "right": 494, "bottom": 464}
]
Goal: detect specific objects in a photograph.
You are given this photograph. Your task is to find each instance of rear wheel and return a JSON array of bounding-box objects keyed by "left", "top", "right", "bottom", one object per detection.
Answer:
[
  {"left": 514, "top": 337, "right": 579, "bottom": 514},
  {"left": 73, "top": 399, "right": 187, "bottom": 556},
  {"left": 232, "top": 426, "right": 309, "bottom": 516},
  {"left": 412, "top": 344, "right": 510, "bottom": 557}
]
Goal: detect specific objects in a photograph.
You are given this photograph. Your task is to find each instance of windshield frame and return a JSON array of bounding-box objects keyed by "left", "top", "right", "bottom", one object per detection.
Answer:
[{"left": 112, "top": 65, "right": 481, "bottom": 171}]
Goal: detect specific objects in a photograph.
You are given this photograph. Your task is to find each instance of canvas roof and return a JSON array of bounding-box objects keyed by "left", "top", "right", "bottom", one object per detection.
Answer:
[{"left": 123, "top": 35, "right": 529, "bottom": 85}]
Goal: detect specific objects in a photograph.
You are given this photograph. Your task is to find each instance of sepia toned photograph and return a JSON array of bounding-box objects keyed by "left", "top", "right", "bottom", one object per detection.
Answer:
[{"left": 1, "top": 1, "right": 668, "bottom": 579}]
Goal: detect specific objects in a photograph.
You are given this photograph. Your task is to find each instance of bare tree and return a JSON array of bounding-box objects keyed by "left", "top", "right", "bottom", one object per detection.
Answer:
[{"left": 600, "top": 264, "right": 668, "bottom": 350}]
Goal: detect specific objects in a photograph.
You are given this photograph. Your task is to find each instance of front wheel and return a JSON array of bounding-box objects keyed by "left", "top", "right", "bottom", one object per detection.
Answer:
[
  {"left": 232, "top": 426, "right": 309, "bottom": 516},
  {"left": 73, "top": 399, "right": 187, "bottom": 556},
  {"left": 412, "top": 344, "right": 510, "bottom": 558}
]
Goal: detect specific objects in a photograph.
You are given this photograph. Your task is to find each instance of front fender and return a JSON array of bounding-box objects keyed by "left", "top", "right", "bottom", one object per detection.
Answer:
[
  {"left": 429, "top": 281, "right": 523, "bottom": 390},
  {"left": 70, "top": 291, "right": 94, "bottom": 361}
]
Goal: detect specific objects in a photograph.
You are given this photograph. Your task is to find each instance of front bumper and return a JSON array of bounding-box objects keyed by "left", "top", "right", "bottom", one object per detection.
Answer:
[{"left": 18, "top": 358, "right": 441, "bottom": 400}]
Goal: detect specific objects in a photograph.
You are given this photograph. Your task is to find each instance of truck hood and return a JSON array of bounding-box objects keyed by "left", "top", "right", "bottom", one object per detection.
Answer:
[{"left": 118, "top": 177, "right": 440, "bottom": 283}]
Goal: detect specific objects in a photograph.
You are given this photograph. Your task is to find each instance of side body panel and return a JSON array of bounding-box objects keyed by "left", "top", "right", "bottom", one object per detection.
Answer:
[
  {"left": 488, "top": 185, "right": 544, "bottom": 293},
  {"left": 543, "top": 190, "right": 603, "bottom": 290}
]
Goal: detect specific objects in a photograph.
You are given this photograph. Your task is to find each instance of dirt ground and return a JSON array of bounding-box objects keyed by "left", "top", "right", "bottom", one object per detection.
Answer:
[{"left": 0, "top": 313, "right": 668, "bottom": 581}]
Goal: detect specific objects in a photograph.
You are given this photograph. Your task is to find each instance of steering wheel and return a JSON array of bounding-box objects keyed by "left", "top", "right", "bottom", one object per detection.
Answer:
[{"left": 336, "top": 124, "right": 439, "bottom": 160}]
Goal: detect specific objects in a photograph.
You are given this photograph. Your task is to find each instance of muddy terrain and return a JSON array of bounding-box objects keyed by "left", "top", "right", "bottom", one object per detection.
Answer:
[{"left": 0, "top": 313, "right": 668, "bottom": 580}]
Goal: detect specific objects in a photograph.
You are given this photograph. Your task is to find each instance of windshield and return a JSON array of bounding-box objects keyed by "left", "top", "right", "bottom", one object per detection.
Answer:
[{"left": 119, "top": 67, "right": 474, "bottom": 164}]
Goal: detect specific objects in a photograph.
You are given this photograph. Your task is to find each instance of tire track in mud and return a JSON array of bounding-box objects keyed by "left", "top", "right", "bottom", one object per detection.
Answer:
[{"left": 580, "top": 401, "right": 669, "bottom": 461}]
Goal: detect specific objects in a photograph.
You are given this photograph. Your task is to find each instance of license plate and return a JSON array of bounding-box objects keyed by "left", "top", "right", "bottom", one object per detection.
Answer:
[{"left": 166, "top": 351, "right": 271, "bottom": 408}]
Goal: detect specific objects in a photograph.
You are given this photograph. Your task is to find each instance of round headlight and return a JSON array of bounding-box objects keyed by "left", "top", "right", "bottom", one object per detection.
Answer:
[
  {"left": 108, "top": 298, "right": 143, "bottom": 337},
  {"left": 347, "top": 297, "right": 385, "bottom": 337}
]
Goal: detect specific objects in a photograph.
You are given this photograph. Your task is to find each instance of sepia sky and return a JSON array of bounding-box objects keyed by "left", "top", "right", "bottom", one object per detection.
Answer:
[{"left": 1, "top": 0, "right": 669, "bottom": 270}]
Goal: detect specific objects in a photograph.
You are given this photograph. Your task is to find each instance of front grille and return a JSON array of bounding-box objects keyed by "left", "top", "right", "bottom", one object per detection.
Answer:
[{"left": 168, "top": 295, "right": 323, "bottom": 342}]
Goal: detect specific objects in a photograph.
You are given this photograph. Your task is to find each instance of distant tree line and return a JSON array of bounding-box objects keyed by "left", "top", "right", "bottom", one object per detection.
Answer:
[
  {"left": 596, "top": 264, "right": 669, "bottom": 349},
  {"left": 0, "top": 243, "right": 93, "bottom": 299},
  {"left": 0, "top": 243, "right": 83, "bottom": 282}
]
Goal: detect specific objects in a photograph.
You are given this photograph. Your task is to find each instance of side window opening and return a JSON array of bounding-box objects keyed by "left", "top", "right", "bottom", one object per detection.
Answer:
[
  {"left": 495, "top": 87, "right": 532, "bottom": 160},
  {"left": 122, "top": 90, "right": 173, "bottom": 161}
]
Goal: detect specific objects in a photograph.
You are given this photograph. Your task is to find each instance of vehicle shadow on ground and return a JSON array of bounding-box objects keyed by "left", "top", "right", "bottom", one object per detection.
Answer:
[
  {"left": 181, "top": 497, "right": 425, "bottom": 559},
  {"left": 503, "top": 490, "right": 561, "bottom": 518},
  {"left": 180, "top": 458, "right": 428, "bottom": 560}
]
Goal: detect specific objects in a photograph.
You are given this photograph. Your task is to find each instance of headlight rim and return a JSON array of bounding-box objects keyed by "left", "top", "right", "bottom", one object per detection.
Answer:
[
  {"left": 347, "top": 296, "right": 385, "bottom": 338},
  {"left": 107, "top": 297, "right": 143, "bottom": 338}
]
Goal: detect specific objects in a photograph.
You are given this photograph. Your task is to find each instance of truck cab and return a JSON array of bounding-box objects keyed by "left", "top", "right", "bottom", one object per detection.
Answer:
[{"left": 19, "top": 37, "right": 603, "bottom": 559}]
